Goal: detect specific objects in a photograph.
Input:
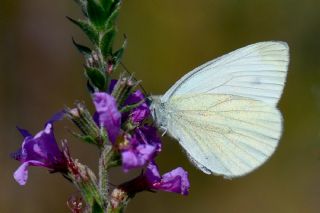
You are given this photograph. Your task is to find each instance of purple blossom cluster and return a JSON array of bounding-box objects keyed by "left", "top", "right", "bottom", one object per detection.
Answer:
[
  {"left": 11, "top": 1, "right": 190, "bottom": 211},
  {"left": 12, "top": 80, "right": 190, "bottom": 196},
  {"left": 92, "top": 82, "right": 190, "bottom": 195}
]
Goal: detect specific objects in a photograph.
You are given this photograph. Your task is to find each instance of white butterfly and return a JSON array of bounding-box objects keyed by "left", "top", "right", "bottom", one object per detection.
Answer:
[{"left": 150, "top": 41, "right": 289, "bottom": 178}]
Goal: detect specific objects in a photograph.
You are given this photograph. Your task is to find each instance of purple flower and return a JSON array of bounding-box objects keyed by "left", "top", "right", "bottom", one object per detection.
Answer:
[
  {"left": 108, "top": 79, "right": 117, "bottom": 93},
  {"left": 144, "top": 162, "right": 190, "bottom": 195},
  {"left": 11, "top": 115, "right": 67, "bottom": 185},
  {"left": 93, "top": 92, "right": 121, "bottom": 142},
  {"left": 109, "top": 79, "right": 150, "bottom": 123},
  {"left": 120, "top": 161, "right": 190, "bottom": 196},
  {"left": 120, "top": 126, "right": 161, "bottom": 171},
  {"left": 125, "top": 90, "right": 150, "bottom": 123},
  {"left": 121, "top": 143, "right": 156, "bottom": 172},
  {"left": 97, "top": 80, "right": 160, "bottom": 171}
]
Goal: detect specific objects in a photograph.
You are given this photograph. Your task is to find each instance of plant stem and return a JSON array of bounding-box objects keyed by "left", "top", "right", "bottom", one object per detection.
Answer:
[{"left": 99, "top": 145, "right": 113, "bottom": 205}]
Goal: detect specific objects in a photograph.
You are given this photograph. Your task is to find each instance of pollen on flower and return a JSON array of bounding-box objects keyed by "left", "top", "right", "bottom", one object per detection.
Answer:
[
  {"left": 117, "top": 136, "right": 130, "bottom": 150},
  {"left": 110, "top": 188, "right": 128, "bottom": 209}
]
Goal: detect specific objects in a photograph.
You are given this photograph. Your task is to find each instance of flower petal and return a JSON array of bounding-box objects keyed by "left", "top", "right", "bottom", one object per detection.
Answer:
[
  {"left": 13, "top": 161, "right": 46, "bottom": 185},
  {"left": 121, "top": 144, "right": 156, "bottom": 171},
  {"left": 145, "top": 162, "right": 190, "bottom": 195},
  {"left": 125, "top": 90, "right": 145, "bottom": 105},
  {"left": 46, "top": 110, "right": 65, "bottom": 125},
  {"left": 161, "top": 167, "right": 190, "bottom": 195},
  {"left": 136, "top": 126, "right": 161, "bottom": 152},
  {"left": 93, "top": 92, "right": 121, "bottom": 142},
  {"left": 119, "top": 126, "right": 161, "bottom": 172},
  {"left": 33, "top": 123, "right": 63, "bottom": 160},
  {"left": 145, "top": 161, "right": 161, "bottom": 182},
  {"left": 16, "top": 127, "right": 32, "bottom": 138},
  {"left": 130, "top": 104, "right": 150, "bottom": 123}
]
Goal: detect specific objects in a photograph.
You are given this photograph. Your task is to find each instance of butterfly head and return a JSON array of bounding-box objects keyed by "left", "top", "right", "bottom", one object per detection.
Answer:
[{"left": 149, "top": 95, "right": 168, "bottom": 128}]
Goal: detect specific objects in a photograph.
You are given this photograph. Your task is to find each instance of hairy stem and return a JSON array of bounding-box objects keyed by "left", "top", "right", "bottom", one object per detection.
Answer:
[{"left": 99, "top": 145, "right": 114, "bottom": 206}]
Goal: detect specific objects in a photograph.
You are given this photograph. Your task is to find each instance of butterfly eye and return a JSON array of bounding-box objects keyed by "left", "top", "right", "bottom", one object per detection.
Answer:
[{"left": 146, "top": 96, "right": 152, "bottom": 106}]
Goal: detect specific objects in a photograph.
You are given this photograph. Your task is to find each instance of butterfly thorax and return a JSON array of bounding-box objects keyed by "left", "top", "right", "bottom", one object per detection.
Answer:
[{"left": 150, "top": 95, "right": 170, "bottom": 129}]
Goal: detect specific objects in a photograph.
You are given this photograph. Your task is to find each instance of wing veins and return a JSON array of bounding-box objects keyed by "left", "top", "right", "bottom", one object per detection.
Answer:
[
  {"left": 166, "top": 42, "right": 288, "bottom": 100},
  {"left": 172, "top": 116, "right": 233, "bottom": 174},
  {"left": 176, "top": 109, "right": 279, "bottom": 141},
  {"left": 224, "top": 84, "right": 281, "bottom": 92}
]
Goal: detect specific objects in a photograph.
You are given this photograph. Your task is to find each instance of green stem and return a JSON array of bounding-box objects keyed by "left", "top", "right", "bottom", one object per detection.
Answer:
[
  {"left": 99, "top": 145, "right": 114, "bottom": 205},
  {"left": 108, "top": 207, "right": 124, "bottom": 213}
]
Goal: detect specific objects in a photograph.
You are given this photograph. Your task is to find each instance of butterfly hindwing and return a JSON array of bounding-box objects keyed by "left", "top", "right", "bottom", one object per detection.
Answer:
[{"left": 166, "top": 94, "right": 282, "bottom": 177}]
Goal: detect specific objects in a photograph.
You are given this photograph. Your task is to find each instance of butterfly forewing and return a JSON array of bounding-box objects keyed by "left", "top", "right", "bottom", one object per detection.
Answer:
[{"left": 162, "top": 42, "right": 289, "bottom": 106}]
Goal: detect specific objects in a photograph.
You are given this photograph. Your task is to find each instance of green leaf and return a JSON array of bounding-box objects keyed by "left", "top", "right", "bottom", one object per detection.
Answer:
[
  {"left": 67, "top": 17, "right": 99, "bottom": 45},
  {"left": 112, "top": 35, "right": 127, "bottom": 68},
  {"left": 100, "top": 28, "right": 116, "bottom": 58},
  {"left": 81, "top": 134, "right": 97, "bottom": 145},
  {"left": 105, "top": 1, "right": 121, "bottom": 29},
  {"left": 100, "top": 0, "right": 112, "bottom": 15},
  {"left": 69, "top": 131, "right": 98, "bottom": 145},
  {"left": 85, "top": 67, "right": 107, "bottom": 91},
  {"left": 87, "top": 0, "right": 108, "bottom": 28},
  {"left": 99, "top": 126, "right": 109, "bottom": 144},
  {"left": 87, "top": 80, "right": 96, "bottom": 93},
  {"left": 81, "top": 135, "right": 97, "bottom": 145},
  {"left": 72, "top": 38, "right": 92, "bottom": 58},
  {"left": 92, "top": 200, "right": 104, "bottom": 213}
]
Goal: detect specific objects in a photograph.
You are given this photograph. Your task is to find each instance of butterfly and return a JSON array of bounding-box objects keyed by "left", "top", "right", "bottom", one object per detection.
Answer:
[{"left": 150, "top": 41, "right": 289, "bottom": 178}]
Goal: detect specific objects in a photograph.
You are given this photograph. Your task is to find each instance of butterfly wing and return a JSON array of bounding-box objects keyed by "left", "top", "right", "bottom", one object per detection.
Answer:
[
  {"left": 166, "top": 94, "right": 282, "bottom": 177},
  {"left": 158, "top": 41, "right": 289, "bottom": 177},
  {"left": 162, "top": 41, "right": 289, "bottom": 106}
]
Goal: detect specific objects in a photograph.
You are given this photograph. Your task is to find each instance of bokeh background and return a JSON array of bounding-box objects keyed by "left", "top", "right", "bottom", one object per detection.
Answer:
[{"left": 1, "top": 0, "right": 320, "bottom": 212}]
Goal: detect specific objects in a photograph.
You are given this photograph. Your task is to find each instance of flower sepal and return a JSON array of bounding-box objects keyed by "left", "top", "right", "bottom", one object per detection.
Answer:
[
  {"left": 111, "top": 75, "right": 139, "bottom": 107},
  {"left": 119, "top": 99, "right": 145, "bottom": 114},
  {"left": 63, "top": 142, "right": 106, "bottom": 211},
  {"left": 66, "top": 103, "right": 105, "bottom": 147}
]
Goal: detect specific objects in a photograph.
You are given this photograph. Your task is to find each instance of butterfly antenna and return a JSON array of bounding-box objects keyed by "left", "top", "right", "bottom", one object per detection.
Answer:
[{"left": 120, "top": 62, "right": 151, "bottom": 98}]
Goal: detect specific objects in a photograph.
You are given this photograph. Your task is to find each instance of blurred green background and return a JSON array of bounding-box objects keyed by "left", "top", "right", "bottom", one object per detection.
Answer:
[{"left": 1, "top": 0, "right": 320, "bottom": 212}]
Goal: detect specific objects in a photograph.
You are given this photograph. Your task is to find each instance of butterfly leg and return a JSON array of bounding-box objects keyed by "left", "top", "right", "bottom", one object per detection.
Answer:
[{"left": 159, "top": 126, "right": 168, "bottom": 136}]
